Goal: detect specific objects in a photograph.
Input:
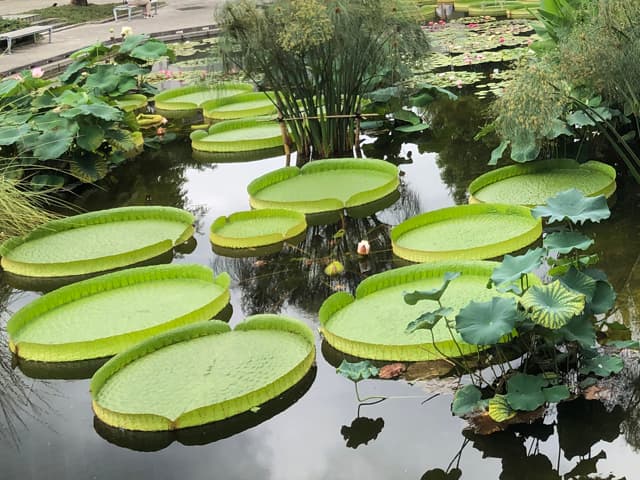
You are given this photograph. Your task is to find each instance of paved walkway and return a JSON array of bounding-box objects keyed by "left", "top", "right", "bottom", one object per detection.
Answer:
[{"left": 0, "top": 0, "right": 222, "bottom": 74}]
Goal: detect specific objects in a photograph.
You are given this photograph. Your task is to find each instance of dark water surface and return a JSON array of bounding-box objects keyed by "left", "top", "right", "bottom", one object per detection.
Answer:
[{"left": 2, "top": 98, "right": 640, "bottom": 480}]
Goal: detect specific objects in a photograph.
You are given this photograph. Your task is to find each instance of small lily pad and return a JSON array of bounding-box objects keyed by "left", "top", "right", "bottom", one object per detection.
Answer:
[
  {"left": 488, "top": 394, "right": 517, "bottom": 422},
  {"left": 337, "top": 360, "right": 379, "bottom": 382},
  {"left": 579, "top": 355, "right": 624, "bottom": 377},
  {"left": 505, "top": 373, "right": 546, "bottom": 411},
  {"left": 452, "top": 384, "right": 483, "bottom": 416}
]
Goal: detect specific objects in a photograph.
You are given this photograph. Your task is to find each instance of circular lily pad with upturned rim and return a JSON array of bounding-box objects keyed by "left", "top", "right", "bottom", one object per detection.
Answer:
[
  {"left": 0, "top": 206, "right": 195, "bottom": 278},
  {"left": 154, "top": 83, "right": 253, "bottom": 117},
  {"left": 468, "top": 159, "right": 616, "bottom": 207},
  {"left": 90, "top": 314, "right": 315, "bottom": 431},
  {"left": 190, "top": 118, "right": 283, "bottom": 153},
  {"left": 392, "top": 204, "right": 542, "bottom": 262},
  {"left": 248, "top": 158, "right": 399, "bottom": 216},
  {"left": 114, "top": 94, "right": 148, "bottom": 112},
  {"left": 7, "top": 264, "right": 230, "bottom": 362},
  {"left": 319, "top": 261, "right": 539, "bottom": 361},
  {"left": 210, "top": 209, "right": 307, "bottom": 252},
  {"left": 202, "top": 92, "right": 277, "bottom": 121}
]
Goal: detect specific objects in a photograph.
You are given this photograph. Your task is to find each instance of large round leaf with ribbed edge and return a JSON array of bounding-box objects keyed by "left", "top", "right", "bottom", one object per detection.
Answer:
[
  {"left": 468, "top": 159, "right": 616, "bottom": 207},
  {"left": 190, "top": 118, "right": 283, "bottom": 153},
  {"left": 319, "top": 261, "right": 538, "bottom": 361},
  {"left": 520, "top": 281, "right": 585, "bottom": 329},
  {"left": 210, "top": 209, "right": 307, "bottom": 250},
  {"left": 0, "top": 206, "right": 194, "bottom": 277},
  {"left": 202, "top": 92, "right": 277, "bottom": 121},
  {"left": 91, "top": 315, "right": 315, "bottom": 431},
  {"left": 154, "top": 83, "right": 253, "bottom": 117},
  {"left": 7, "top": 265, "right": 230, "bottom": 362},
  {"left": 391, "top": 204, "right": 541, "bottom": 262},
  {"left": 248, "top": 158, "right": 399, "bottom": 216}
]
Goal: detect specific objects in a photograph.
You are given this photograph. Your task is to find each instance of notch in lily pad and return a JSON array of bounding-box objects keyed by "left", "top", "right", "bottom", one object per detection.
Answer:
[
  {"left": 403, "top": 272, "right": 461, "bottom": 305},
  {"left": 532, "top": 189, "right": 611, "bottom": 225}
]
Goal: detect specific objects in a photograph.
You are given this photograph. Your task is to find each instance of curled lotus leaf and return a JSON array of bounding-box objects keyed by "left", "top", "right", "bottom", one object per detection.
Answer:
[
  {"left": 531, "top": 189, "right": 610, "bottom": 225},
  {"left": 403, "top": 272, "right": 461, "bottom": 305},
  {"left": 406, "top": 307, "right": 453, "bottom": 333},
  {"left": 505, "top": 373, "right": 546, "bottom": 412},
  {"left": 520, "top": 281, "right": 585, "bottom": 329},
  {"left": 543, "top": 231, "right": 594, "bottom": 254},
  {"left": 490, "top": 248, "right": 544, "bottom": 293},
  {"left": 590, "top": 279, "right": 616, "bottom": 314},
  {"left": 455, "top": 297, "right": 520, "bottom": 345},
  {"left": 452, "top": 384, "right": 483, "bottom": 417},
  {"left": 488, "top": 394, "right": 517, "bottom": 422},
  {"left": 337, "top": 360, "right": 379, "bottom": 382}
]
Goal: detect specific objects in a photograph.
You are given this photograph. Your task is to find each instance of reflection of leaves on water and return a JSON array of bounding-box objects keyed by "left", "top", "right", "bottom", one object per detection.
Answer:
[
  {"left": 420, "top": 467, "right": 462, "bottom": 480},
  {"left": 340, "top": 416, "right": 384, "bottom": 449}
]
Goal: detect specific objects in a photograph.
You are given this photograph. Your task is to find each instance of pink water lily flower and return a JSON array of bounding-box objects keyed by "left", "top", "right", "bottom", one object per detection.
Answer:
[
  {"left": 357, "top": 240, "right": 370, "bottom": 255},
  {"left": 31, "top": 67, "right": 44, "bottom": 78}
]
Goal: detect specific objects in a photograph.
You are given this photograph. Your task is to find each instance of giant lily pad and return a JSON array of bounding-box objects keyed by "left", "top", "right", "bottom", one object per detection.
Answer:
[
  {"left": 391, "top": 204, "right": 541, "bottom": 262},
  {"left": 7, "top": 265, "right": 230, "bottom": 362},
  {"left": 210, "top": 209, "right": 307, "bottom": 252},
  {"left": 0, "top": 206, "right": 194, "bottom": 277},
  {"left": 319, "top": 261, "right": 538, "bottom": 361},
  {"left": 114, "top": 94, "right": 148, "bottom": 112},
  {"left": 202, "top": 92, "right": 277, "bottom": 121},
  {"left": 91, "top": 315, "right": 315, "bottom": 431},
  {"left": 190, "top": 118, "right": 283, "bottom": 153},
  {"left": 468, "top": 159, "right": 616, "bottom": 207},
  {"left": 154, "top": 83, "right": 253, "bottom": 117},
  {"left": 248, "top": 158, "right": 399, "bottom": 217}
]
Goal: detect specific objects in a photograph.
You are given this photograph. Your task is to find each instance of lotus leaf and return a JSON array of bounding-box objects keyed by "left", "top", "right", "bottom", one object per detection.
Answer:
[
  {"left": 391, "top": 204, "right": 542, "bottom": 262},
  {"left": 7, "top": 265, "right": 230, "bottom": 362},
  {"left": 557, "top": 315, "right": 596, "bottom": 347},
  {"left": 91, "top": 315, "right": 315, "bottom": 431},
  {"left": 455, "top": 297, "right": 521, "bottom": 345},
  {"left": 606, "top": 340, "right": 640, "bottom": 349},
  {"left": 210, "top": 209, "right": 306, "bottom": 250},
  {"left": 405, "top": 307, "right": 453, "bottom": 333},
  {"left": 452, "top": 384, "right": 483, "bottom": 416},
  {"left": 558, "top": 267, "right": 597, "bottom": 301},
  {"left": 490, "top": 247, "right": 545, "bottom": 293},
  {"left": 532, "top": 189, "right": 610, "bottom": 225},
  {"left": 0, "top": 206, "right": 194, "bottom": 277},
  {"left": 403, "top": 272, "right": 461, "bottom": 304},
  {"left": 319, "top": 261, "right": 538, "bottom": 361},
  {"left": 520, "top": 281, "right": 585, "bottom": 329},
  {"left": 579, "top": 355, "right": 624, "bottom": 377},
  {"left": 505, "top": 373, "right": 546, "bottom": 411},
  {"left": 543, "top": 385, "right": 571, "bottom": 403},
  {"left": 248, "top": 158, "right": 399, "bottom": 216},
  {"left": 468, "top": 159, "right": 616, "bottom": 206},
  {"left": 336, "top": 360, "right": 379, "bottom": 382},
  {"left": 590, "top": 280, "right": 616, "bottom": 314},
  {"left": 544, "top": 231, "right": 594, "bottom": 254},
  {"left": 488, "top": 394, "right": 517, "bottom": 422}
]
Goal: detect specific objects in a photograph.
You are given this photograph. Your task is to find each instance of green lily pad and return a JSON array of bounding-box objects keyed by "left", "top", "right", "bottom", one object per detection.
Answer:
[
  {"left": 154, "top": 83, "right": 253, "bottom": 117},
  {"left": 248, "top": 158, "right": 399, "bottom": 216},
  {"left": 210, "top": 209, "right": 307, "bottom": 252},
  {"left": 202, "top": 92, "right": 277, "bottom": 121},
  {"left": 543, "top": 231, "right": 594, "bottom": 254},
  {"left": 505, "top": 373, "right": 546, "bottom": 411},
  {"left": 7, "top": 265, "right": 230, "bottom": 362},
  {"left": 579, "top": 355, "right": 624, "bottom": 377},
  {"left": 452, "top": 384, "right": 484, "bottom": 416},
  {"left": 532, "top": 189, "right": 611, "bottom": 225},
  {"left": 392, "top": 204, "right": 541, "bottom": 262},
  {"left": 91, "top": 314, "right": 315, "bottom": 431},
  {"left": 114, "top": 94, "right": 148, "bottom": 112},
  {"left": 336, "top": 360, "right": 379, "bottom": 382},
  {"left": 455, "top": 297, "right": 521, "bottom": 345},
  {"left": 543, "top": 385, "right": 571, "bottom": 403},
  {"left": 0, "top": 206, "right": 194, "bottom": 277},
  {"left": 319, "top": 261, "right": 538, "bottom": 361},
  {"left": 468, "top": 159, "right": 616, "bottom": 207},
  {"left": 190, "top": 118, "right": 283, "bottom": 153},
  {"left": 520, "top": 281, "right": 585, "bottom": 329}
]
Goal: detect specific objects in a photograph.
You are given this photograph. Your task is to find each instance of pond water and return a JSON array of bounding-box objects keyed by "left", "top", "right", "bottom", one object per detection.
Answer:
[{"left": 2, "top": 96, "right": 640, "bottom": 480}]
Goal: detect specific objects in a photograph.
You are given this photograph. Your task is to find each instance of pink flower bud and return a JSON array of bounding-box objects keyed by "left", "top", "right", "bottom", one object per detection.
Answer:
[
  {"left": 357, "top": 240, "right": 370, "bottom": 255},
  {"left": 31, "top": 67, "right": 44, "bottom": 78}
]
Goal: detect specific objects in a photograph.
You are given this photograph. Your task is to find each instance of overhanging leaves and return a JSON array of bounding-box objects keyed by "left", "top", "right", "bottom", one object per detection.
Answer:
[
  {"left": 490, "top": 248, "right": 544, "bottom": 292},
  {"left": 403, "top": 272, "right": 460, "bottom": 305},
  {"left": 405, "top": 307, "right": 453, "bottom": 333},
  {"left": 532, "top": 189, "right": 610, "bottom": 225},
  {"left": 543, "top": 231, "right": 594, "bottom": 254},
  {"left": 520, "top": 281, "right": 585, "bottom": 329},
  {"left": 455, "top": 297, "right": 520, "bottom": 345}
]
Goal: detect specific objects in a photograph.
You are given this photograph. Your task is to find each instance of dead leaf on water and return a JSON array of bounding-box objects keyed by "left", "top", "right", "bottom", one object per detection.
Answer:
[{"left": 404, "top": 360, "right": 454, "bottom": 381}]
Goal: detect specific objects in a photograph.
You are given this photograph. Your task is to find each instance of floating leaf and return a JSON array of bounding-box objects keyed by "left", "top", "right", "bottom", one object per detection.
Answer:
[
  {"left": 455, "top": 297, "right": 520, "bottom": 345},
  {"left": 406, "top": 307, "right": 453, "bottom": 333},
  {"left": 452, "top": 384, "right": 483, "bottom": 417},
  {"left": 531, "top": 189, "right": 610, "bottom": 225},
  {"left": 337, "top": 360, "right": 379, "bottom": 382},
  {"left": 543, "top": 231, "right": 594, "bottom": 254},
  {"left": 579, "top": 355, "right": 624, "bottom": 377},
  {"left": 490, "top": 248, "right": 544, "bottom": 291},
  {"left": 520, "top": 281, "right": 585, "bottom": 329},
  {"left": 324, "top": 260, "right": 345, "bottom": 276},
  {"left": 488, "top": 394, "right": 517, "bottom": 422},
  {"left": 543, "top": 385, "right": 570, "bottom": 403},
  {"left": 403, "top": 272, "right": 461, "bottom": 305},
  {"left": 505, "top": 374, "right": 546, "bottom": 411}
]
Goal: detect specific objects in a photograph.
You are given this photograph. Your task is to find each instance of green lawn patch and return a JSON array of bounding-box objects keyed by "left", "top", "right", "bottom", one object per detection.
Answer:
[{"left": 29, "top": 3, "right": 119, "bottom": 24}]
